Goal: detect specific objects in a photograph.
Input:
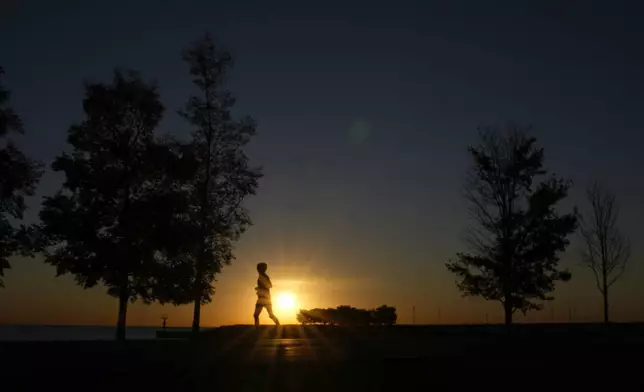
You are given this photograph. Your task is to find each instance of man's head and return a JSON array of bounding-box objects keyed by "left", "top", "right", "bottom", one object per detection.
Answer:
[{"left": 257, "top": 262, "right": 268, "bottom": 274}]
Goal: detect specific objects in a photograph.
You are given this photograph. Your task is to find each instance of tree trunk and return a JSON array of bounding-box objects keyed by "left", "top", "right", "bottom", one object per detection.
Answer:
[
  {"left": 116, "top": 285, "right": 128, "bottom": 342},
  {"left": 602, "top": 282, "right": 609, "bottom": 324},
  {"left": 191, "top": 249, "right": 205, "bottom": 335},
  {"left": 603, "top": 291, "right": 609, "bottom": 324},
  {"left": 602, "top": 264, "right": 609, "bottom": 323},
  {"left": 192, "top": 293, "right": 202, "bottom": 334},
  {"left": 504, "top": 302, "right": 513, "bottom": 325}
]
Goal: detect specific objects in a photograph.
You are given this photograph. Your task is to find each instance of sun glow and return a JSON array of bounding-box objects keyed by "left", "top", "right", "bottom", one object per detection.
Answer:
[{"left": 275, "top": 291, "right": 297, "bottom": 313}]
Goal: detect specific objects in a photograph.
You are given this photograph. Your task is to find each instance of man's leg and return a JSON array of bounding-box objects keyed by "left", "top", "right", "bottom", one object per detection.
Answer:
[
  {"left": 253, "top": 303, "right": 263, "bottom": 328},
  {"left": 265, "top": 304, "right": 280, "bottom": 326}
]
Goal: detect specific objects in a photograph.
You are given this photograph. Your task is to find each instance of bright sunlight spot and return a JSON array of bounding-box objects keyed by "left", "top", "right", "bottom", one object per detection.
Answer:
[{"left": 275, "top": 291, "right": 297, "bottom": 313}]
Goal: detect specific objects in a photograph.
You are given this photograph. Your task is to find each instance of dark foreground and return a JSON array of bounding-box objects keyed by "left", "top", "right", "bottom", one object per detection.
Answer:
[{"left": 2, "top": 324, "right": 643, "bottom": 391}]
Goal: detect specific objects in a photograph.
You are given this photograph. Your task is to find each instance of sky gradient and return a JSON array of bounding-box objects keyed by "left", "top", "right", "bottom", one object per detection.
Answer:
[{"left": 1, "top": 0, "right": 643, "bottom": 326}]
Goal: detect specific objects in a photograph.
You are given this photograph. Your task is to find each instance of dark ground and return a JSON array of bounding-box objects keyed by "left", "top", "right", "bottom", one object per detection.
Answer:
[{"left": 2, "top": 324, "right": 643, "bottom": 391}]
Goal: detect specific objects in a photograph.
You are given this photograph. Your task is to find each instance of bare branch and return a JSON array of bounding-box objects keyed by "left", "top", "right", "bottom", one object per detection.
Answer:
[{"left": 608, "top": 236, "right": 631, "bottom": 288}]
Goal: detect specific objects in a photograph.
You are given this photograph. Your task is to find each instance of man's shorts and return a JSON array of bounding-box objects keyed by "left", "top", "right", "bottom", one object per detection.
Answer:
[{"left": 256, "top": 297, "right": 272, "bottom": 308}]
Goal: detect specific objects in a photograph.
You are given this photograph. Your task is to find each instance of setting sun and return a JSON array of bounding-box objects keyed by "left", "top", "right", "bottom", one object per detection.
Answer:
[{"left": 275, "top": 292, "right": 297, "bottom": 313}]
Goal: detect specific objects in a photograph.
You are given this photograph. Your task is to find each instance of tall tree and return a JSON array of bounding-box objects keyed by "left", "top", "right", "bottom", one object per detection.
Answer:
[
  {"left": 446, "top": 125, "right": 577, "bottom": 325},
  {"left": 579, "top": 181, "right": 631, "bottom": 323},
  {"left": 39, "top": 71, "right": 174, "bottom": 341},
  {"left": 0, "top": 66, "right": 43, "bottom": 287},
  {"left": 179, "top": 35, "right": 262, "bottom": 333}
]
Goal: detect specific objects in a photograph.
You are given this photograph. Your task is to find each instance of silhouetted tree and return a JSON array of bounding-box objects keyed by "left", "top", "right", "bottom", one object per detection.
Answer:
[
  {"left": 0, "top": 66, "right": 43, "bottom": 287},
  {"left": 39, "top": 70, "right": 176, "bottom": 341},
  {"left": 373, "top": 305, "right": 397, "bottom": 325},
  {"left": 579, "top": 181, "right": 631, "bottom": 323},
  {"left": 296, "top": 310, "right": 307, "bottom": 324},
  {"left": 179, "top": 35, "right": 262, "bottom": 334},
  {"left": 446, "top": 125, "right": 577, "bottom": 325}
]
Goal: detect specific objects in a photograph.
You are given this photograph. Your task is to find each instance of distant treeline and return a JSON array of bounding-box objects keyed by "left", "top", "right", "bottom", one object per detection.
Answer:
[{"left": 296, "top": 305, "right": 397, "bottom": 326}]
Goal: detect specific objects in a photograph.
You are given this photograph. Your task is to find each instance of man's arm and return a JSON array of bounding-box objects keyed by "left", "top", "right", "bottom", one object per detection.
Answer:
[{"left": 261, "top": 275, "right": 272, "bottom": 289}]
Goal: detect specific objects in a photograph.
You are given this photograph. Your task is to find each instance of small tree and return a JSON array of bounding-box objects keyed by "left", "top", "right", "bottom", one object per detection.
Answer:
[
  {"left": 0, "top": 66, "right": 43, "bottom": 287},
  {"left": 178, "top": 35, "right": 262, "bottom": 334},
  {"left": 39, "top": 71, "right": 176, "bottom": 341},
  {"left": 579, "top": 181, "right": 631, "bottom": 323},
  {"left": 446, "top": 125, "right": 577, "bottom": 325}
]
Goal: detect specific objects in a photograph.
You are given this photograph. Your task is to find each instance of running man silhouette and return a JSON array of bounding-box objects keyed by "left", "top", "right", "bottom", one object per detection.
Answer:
[{"left": 254, "top": 262, "right": 280, "bottom": 327}]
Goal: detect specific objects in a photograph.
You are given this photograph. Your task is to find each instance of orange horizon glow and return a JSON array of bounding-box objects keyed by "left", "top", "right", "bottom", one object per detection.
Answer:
[{"left": 1, "top": 253, "right": 644, "bottom": 327}]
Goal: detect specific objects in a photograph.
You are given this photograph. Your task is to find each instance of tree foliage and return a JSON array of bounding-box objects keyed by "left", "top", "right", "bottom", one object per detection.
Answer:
[
  {"left": 297, "top": 305, "right": 397, "bottom": 326},
  {"left": 38, "top": 70, "right": 179, "bottom": 340},
  {"left": 0, "top": 66, "right": 43, "bottom": 287},
  {"left": 579, "top": 181, "right": 631, "bottom": 323},
  {"left": 176, "top": 35, "right": 262, "bottom": 332},
  {"left": 446, "top": 125, "right": 577, "bottom": 324}
]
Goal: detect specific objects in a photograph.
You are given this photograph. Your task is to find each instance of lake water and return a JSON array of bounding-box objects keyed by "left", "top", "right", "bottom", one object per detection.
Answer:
[{"left": 0, "top": 325, "right": 198, "bottom": 341}]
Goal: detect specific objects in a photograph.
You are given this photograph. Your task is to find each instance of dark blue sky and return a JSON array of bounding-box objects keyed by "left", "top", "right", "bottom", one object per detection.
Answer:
[{"left": 1, "top": 0, "right": 642, "bottom": 325}]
